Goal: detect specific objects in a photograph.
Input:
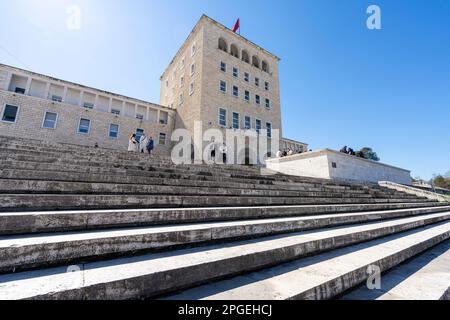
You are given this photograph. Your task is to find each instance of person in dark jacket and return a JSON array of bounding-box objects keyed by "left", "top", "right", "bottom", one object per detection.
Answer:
[{"left": 146, "top": 137, "right": 155, "bottom": 154}]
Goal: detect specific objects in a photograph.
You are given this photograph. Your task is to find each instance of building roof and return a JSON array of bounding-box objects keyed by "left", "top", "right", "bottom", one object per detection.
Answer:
[{"left": 0, "top": 63, "right": 174, "bottom": 113}]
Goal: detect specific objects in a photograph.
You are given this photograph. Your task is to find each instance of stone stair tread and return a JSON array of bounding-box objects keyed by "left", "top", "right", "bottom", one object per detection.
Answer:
[
  {"left": 0, "top": 213, "right": 449, "bottom": 300},
  {"left": 340, "top": 239, "right": 450, "bottom": 300},
  {"left": 163, "top": 222, "right": 450, "bottom": 300}
]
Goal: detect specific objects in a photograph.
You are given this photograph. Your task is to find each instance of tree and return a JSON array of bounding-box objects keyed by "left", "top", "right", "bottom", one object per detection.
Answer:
[
  {"left": 432, "top": 174, "right": 450, "bottom": 189},
  {"left": 445, "top": 171, "right": 450, "bottom": 179},
  {"left": 359, "top": 147, "right": 380, "bottom": 162}
]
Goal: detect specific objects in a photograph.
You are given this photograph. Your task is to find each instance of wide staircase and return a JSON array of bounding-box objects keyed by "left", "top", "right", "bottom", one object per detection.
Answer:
[{"left": 0, "top": 135, "right": 448, "bottom": 300}]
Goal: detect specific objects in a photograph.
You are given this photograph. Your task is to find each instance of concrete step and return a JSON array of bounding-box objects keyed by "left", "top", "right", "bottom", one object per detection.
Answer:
[
  {"left": 1, "top": 208, "right": 449, "bottom": 273},
  {"left": 0, "top": 169, "right": 376, "bottom": 195},
  {"left": 0, "top": 215, "right": 449, "bottom": 300},
  {"left": 340, "top": 239, "right": 450, "bottom": 300},
  {"left": 163, "top": 222, "right": 450, "bottom": 300},
  {"left": 0, "top": 179, "right": 378, "bottom": 199},
  {"left": 0, "top": 194, "right": 434, "bottom": 212},
  {"left": 2, "top": 203, "right": 446, "bottom": 235}
]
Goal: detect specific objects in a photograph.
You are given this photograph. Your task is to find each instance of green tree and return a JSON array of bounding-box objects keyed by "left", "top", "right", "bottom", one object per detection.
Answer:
[{"left": 359, "top": 147, "right": 380, "bottom": 162}]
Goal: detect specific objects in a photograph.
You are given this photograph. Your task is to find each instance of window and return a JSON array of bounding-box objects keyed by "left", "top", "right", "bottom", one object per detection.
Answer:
[
  {"left": 252, "top": 56, "right": 260, "bottom": 69},
  {"left": 244, "top": 90, "right": 250, "bottom": 102},
  {"left": 244, "top": 116, "right": 251, "bottom": 130},
  {"left": 83, "top": 102, "right": 94, "bottom": 109},
  {"left": 265, "top": 82, "right": 270, "bottom": 91},
  {"left": 232, "top": 112, "right": 240, "bottom": 129},
  {"left": 42, "top": 112, "right": 57, "bottom": 129},
  {"left": 218, "top": 38, "right": 228, "bottom": 52},
  {"left": 190, "top": 63, "right": 196, "bottom": 76},
  {"left": 136, "top": 129, "right": 144, "bottom": 142},
  {"left": 332, "top": 162, "right": 338, "bottom": 169},
  {"left": 220, "top": 62, "right": 227, "bottom": 72},
  {"left": 242, "top": 50, "right": 250, "bottom": 63},
  {"left": 165, "top": 80, "right": 169, "bottom": 87},
  {"left": 189, "top": 82, "right": 194, "bottom": 95},
  {"left": 255, "top": 77, "right": 260, "bottom": 87},
  {"left": 109, "top": 124, "right": 119, "bottom": 139},
  {"left": 220, "top": 80, "right": 227, "bottom": 93},
  {"left": 179, "top": 93, "right": 184, "bottom": 105},
  {"left": 191, "top": 43, "right": 196, "bottom": 56},
  {"left": 78, "top": 118, "right": 91, "bottom": 134},
  {"left": 52, "top": 95, "right": 63, "bottom": 103},
  {"left": 265, "top": 98, "right": 271, "bottom": 109},
  {"left": 266, "top": 122, "right": 272, "bottom": 138},
  {"left": 1, "top": 105, "right": 19, "bottom": 123},
  {"left": 180, "top": 57, "right": 185, "bottom": 69},
  {"left": 218, "top": 108, "right": 227, "bottom": 127},
  {"left": 255, "top": 119, "right": 262, "bottom": 134},
  {"left": 233, "top": 67, "right": 239, "bottom": 78},
  {"left": 262, "top": 60, "right": 269, "bottom": 73},
  {"left": 230, "top": 44, "right": 239, "bottom": 58},
  {"left": 233, "top": 85, "right": 239, "bottom": 97},
  {"left": 159, "top": 133, "right": 167, "bottom": 145},
  {"left": 111, "top": 109, "right": 121, "bottom": 116},
  {"left": 180, "top": 76, "right": 185, "bottom": 87},
  {"left": 15, "top": 87, "right": 25, "bottom": 94},
  {"left": 244, "top": 72, "right": 249, "bottom": 82},
  {"left": 255, "top": 95, "right": 261, "bottom": 105}
]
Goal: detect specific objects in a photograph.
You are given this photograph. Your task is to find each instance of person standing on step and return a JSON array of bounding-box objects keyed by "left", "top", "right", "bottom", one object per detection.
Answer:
[
  {"left": 139, "top": 132, "right": 149, "bottom": 154},
  {"left": 146, "top": 137, "right": 155, "bottom": 155},
  {"left": 128, "top": 134, "right": 138, "bottom": 152},
  {"left": 219, "top": 142, "right": 228, "bottom": 164}
]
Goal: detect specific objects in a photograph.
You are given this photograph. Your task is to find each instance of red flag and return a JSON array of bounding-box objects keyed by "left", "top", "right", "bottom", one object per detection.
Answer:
[{"left": 233, "top": 18, "right": 240, "bottom": 33}]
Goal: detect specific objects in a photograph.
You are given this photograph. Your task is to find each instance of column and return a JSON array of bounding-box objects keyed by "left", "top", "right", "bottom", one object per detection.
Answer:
[
  {"left": 62, "top": 87, "right": 68, "bottom": 102},
  {"left": 24, "top": 77, "right": 32, "bottom": 95},
  {"left": 108, "top": 97, "right": 113, "bottom": 113},
  {"left": 79, "top": 91, "right": 84, "bottom": 107},
  {"left": 44, "top": 82, "right": 51, "bottom": 100},
  {"left": 3, "top": 72, "right": 12, "bottom": 91}
]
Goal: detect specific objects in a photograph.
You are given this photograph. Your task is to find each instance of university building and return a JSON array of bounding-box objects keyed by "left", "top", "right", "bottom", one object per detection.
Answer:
[{"left": 0, "top": 15, "right": 308, "bottom": 159}]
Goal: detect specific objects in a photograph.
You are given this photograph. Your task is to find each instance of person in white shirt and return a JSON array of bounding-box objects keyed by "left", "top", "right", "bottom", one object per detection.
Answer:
[
  {"left": 139, "top": 133, "right": 149, "bottom": 154},
  {"left": 128, "top": 134, "right": 138, "bottom": 152},
  {"left": 219, "top": 143, "right": 228, "bottom": 164},
  {"left": 276, "top": 150, "right": 282, "bottom": 158}
]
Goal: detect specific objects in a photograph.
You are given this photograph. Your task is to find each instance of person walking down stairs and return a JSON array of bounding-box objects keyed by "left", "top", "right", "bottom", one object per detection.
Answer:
[
  {"left": 146, "top": 137, "right": 155, "bottom": 155},
  {"left": 139, "top": 132, "right": 149, "bottom": 154},
  {"left": 128, "top": 134, "right": 138, "bottom": 152}
]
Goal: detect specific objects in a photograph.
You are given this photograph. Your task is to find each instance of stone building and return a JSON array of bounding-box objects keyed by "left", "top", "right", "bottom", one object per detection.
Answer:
[{"left": 0, "top": 15, "right": 307, "bottom": 159}]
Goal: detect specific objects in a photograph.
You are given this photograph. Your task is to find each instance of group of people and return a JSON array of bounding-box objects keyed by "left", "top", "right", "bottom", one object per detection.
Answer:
[
  {"left": 208, "top": 140, "right": 228, "bottom": 163},
  {"left": 339, "top": 146, "right": 356, "bottom": 156},
  {"left": 128, "top": 131, "right": 155, "bottom": 154},
  {"left": 276, "top": 149, "right": 300, "bottom": 158}
]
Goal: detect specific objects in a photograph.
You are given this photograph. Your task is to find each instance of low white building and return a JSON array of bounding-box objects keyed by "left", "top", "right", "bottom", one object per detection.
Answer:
[{"left": 266, "top": 149, "right": 412, "bottom": 185}]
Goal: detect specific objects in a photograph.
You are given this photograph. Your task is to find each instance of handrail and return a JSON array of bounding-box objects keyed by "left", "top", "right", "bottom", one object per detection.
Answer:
[{"left": 379, "top": 181, "right": 450, "bottom": 203}]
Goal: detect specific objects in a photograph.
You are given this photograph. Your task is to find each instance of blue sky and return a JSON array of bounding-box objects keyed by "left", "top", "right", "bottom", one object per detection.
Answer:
[{"left": 0, "top": 0, "right": 448, "bottom": 179}]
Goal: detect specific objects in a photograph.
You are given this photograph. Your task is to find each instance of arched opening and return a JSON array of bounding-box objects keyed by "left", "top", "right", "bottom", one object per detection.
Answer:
[
  {"left": 252, "top": 55, "right": 260, "bottom": 69},
  {"left": 218, "top": 38, "right": 228, "bottom": 52},
  {"left": 230, "top": 44, "right": 239, "bottom": 59},
  {"left": 262, "top": 60, "right": 270, "bottom": 73},
  {"left": 241, "top": 50, "right": 250, "bottom": 63}
]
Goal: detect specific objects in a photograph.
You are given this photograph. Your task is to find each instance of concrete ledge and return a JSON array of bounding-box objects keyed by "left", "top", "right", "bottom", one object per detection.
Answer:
[{"left": 380, "top": 181, "right": 450, "bottom": 203}]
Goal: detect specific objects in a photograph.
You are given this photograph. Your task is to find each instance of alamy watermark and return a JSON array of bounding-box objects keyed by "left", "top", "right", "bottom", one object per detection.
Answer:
[
  {"left": 367, "top": 5, "right": 382, "bottom": 30},
  {"left": 66, "top": 5, "right": 82, "bottom": 30},
  {"left": 366, "top": 264, "right": 382, "bottom": 290}
]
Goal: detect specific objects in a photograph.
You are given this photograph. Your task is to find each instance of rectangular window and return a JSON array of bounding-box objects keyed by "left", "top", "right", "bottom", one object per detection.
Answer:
[
  {"left": 265, "top": 81, "right": 270, "bottom": 91},
  {"left": 180, "top": 57, "right": 185, "bottom": 69},
  {"left": 244, "top": 72, "right": 249, "bottom": 82},
  {"left": 220, "top": 80, "right": 227, "bottom": 93},
  {"left": 266, "top": 122, "right": 272, "bottom": 138},
  {"left": 244, "top": 90, "right": 250, "bottom": 102},
  {"left": 190, "top": 63, "right": 195, "bottom": 76},
  {"left": 244, "top": 116, "right": 251, "bottom": 130},
  {"left": 233, "top": 85, "right": 239, "bottom": 97},
  {"left": 179, "top": 93, "right": 184, "bottom": 105},
  {"left": 255, "top": 119, "right": 262, "bottom": 134},
  {"left": 220, "top": 62, "right": 226, "bottom": 72},
  {"left": 265, "top": 98, "right": 271, "bottom": 109},
  {"left": 109, "top": 124, "right": 119, "bottom": 139},
  {"left": 255, "top": 95, "right": 261, "bottom": 105},
  {"left": 78, "top": 118, "right": 91, "bottom": 134},
  {"left": 255, "top": 77, "right": 260, "bottom": 87},
  {"left": 219, "top": 108, "right": 227, "bottom": 127},
  {"left": 233, "top": 67, "right": 238, "bottom": 78},
  {"left": 111, "top": 109, "right": 121, "bottom": 116},
  {"left": 42, "top": 112, "right": 57, "bottom": 129},
  {"left": 2, "top": 105, "right": 19, "bottom": 123},
  {"left": 15, "top": 87, "right": 25, "bottom": 94},
  {"left": 83, "top": 102, "right": 94, "bottom": 109},
  {"left": 52, "top": 95, "right": 63, "bottom": 103},
  {"left": 159, "top": 133, "right": 167, "bottom": 145},
  {"left": 136, "top": 128, "right": 144, "bottom": 142},
  {"left": 232, "top": 112, "right": 240, "bottom": 129},
  {"left": 191, "top": 43, "right": 196, "bottom": 56},
  {"left": 180, "top": 76, "right": 184, "bottom": 87},
  {"left": 189, "top": 82, "right": 194, "bottom": 95}
]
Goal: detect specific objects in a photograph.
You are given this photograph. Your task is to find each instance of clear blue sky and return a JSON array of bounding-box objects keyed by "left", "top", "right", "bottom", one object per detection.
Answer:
[{"left": 0, "top": 0, "right": 448, "bottom": 179}]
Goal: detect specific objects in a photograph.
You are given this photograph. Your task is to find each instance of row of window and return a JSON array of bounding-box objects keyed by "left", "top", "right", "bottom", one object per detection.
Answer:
[
  {"left": 10, "top": 84, "right": 169, "bottom": 125},
  {"left": 1, "top": 104, "right": 167, "bottom": 145},
  {"left": 220, "top": 62, "right": 270, "bottom": 91},
  {"left": 219, "top": 80, "right": 271, "bottom": 109},
  {"left": 218, "top": 108, "right": 273, "bottom": 138},
  {"left": 218, "top": 38, "right": 271, "bottom": 73}
]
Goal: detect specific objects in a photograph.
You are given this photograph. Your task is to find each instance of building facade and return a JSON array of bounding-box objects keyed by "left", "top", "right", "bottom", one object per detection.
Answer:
[{"left": 0, "top": 15, "right": 307, "bottom": 160}]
